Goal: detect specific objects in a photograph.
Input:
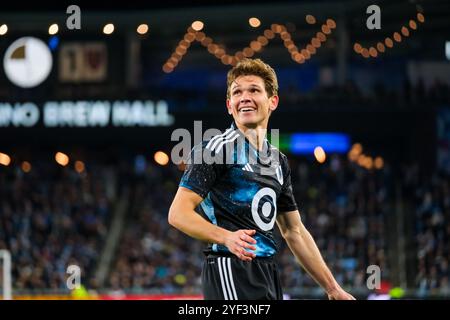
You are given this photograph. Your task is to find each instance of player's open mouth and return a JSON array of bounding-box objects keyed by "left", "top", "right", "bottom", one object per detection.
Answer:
[{"left": 239, "top": 107, "right": 256, "bottom": 113}]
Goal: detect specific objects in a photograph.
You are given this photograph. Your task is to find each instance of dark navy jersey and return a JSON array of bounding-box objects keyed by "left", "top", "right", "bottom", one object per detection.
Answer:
[{"left": 179, "top": 122, "right": 298, "bottom": 257}]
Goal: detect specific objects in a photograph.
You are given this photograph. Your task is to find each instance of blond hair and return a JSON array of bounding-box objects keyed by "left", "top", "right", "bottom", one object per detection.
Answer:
[{"left": 226, "top": 58, "right": 278, "bottom": 99}]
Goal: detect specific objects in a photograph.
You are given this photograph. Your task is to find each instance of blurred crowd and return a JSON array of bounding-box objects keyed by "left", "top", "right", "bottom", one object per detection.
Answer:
[
  {"left": 1, "top": 151, "right": 449, "bottom": 298},
  {"left": 0, "top": 162, "right": 114, "bottom": 292},
  {"left": 401, "top": 164, "right": 450, "bottom": 296},
  {"left": 277, "top": 156, "right": 392, "bottom": 295},
  {"left": 107, "top": 163, "right": 203, "bottom": 294}
]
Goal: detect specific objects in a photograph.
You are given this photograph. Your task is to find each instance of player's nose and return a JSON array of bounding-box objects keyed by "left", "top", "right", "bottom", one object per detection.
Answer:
[{"left": 239, "top": 95, "right": 251, "bottom": 104}]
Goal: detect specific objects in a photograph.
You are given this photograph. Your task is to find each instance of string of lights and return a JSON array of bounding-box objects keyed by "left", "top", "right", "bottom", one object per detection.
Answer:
[
  {"left": 353, "top": 12, "right": 425, "bottom": 59},
  {"left": 0, "top": 11, "right": 427, "bottom": 69},
  {"left": 162, "top": 17, "right": 337, "bottom": 73}
]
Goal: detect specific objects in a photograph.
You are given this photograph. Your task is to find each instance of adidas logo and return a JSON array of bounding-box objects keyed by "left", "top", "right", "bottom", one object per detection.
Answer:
[
  {"left": 205, "top": 128, "right": 239, "bottom": 153},
  {"left": 242, "top": 163, "right": 254, "bottom": 172}
]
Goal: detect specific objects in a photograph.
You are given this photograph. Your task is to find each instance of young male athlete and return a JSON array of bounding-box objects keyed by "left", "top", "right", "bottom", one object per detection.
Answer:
[{"left": 169, "top": 58, "right": 355, "bottom": 300}]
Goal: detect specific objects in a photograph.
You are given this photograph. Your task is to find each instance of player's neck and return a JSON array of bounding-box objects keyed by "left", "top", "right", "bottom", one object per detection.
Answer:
[{"left": 235, "top": 122, "right": 267, "bottom": 151}]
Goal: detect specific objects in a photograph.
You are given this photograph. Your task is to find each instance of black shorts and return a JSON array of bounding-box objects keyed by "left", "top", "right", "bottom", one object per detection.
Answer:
[{"left": 201, "top": 254, "right": 283, "bottom": 300}]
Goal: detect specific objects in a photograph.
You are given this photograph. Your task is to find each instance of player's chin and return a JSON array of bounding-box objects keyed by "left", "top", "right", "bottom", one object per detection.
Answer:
[{"left": 238, "top": 114, "right": 259, "bottom": 126}]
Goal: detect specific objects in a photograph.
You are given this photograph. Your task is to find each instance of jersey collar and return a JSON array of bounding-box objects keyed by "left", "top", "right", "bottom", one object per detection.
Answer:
[{"left": 230, "top": 121, "right": 271, "bottom": 157}]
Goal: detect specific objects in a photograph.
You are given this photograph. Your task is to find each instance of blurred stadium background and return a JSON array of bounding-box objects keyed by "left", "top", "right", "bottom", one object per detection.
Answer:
[{"left": 0, "top": 0, "right": 449, "bottom": 300}]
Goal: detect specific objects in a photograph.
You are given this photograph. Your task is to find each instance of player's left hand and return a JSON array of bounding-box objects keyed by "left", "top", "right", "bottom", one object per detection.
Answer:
[{"left": 327, "top": 287, "right": 356, "bottom": 300}]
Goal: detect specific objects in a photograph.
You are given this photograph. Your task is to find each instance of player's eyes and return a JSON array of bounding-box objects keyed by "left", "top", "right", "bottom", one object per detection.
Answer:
[{"left": 232, "top": 88, "right": 259, "bottom": 95}]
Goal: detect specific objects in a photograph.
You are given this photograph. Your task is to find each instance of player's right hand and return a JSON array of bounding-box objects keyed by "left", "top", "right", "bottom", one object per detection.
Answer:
[
  {"left": 327, "top": 287, "right": 356, "bottom": 300},
  {"left": 224, "top": 229, "right": 257, "bottom": 261}
]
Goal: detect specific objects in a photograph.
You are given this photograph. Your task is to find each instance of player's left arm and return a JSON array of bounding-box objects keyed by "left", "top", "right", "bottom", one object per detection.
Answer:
[{"left": 276, "top": 210, "right": 356, "bottom": 300}]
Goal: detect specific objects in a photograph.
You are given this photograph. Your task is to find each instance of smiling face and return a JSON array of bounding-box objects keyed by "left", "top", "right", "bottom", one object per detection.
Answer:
[{"left": 226, "top": 75, "right": 279, "bottom": 129}]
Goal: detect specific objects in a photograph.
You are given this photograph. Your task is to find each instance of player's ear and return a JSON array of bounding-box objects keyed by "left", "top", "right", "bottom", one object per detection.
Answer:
[
  {"left": 226, "top": 99, "right": 233, "bottom": 115},
  {"left": 269, "top": 95, "right": 279, "bottom": 112}
]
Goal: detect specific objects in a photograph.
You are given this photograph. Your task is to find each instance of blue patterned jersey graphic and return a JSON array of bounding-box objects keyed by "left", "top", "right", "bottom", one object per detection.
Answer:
[{"left": 180, "top": 122, "right": 298, "bottom": 257}]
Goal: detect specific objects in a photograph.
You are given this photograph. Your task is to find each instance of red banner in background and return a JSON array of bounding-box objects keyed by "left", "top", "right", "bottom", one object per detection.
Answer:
[{"left": 99, "top": 294, "right": 203, "bottom": 300}]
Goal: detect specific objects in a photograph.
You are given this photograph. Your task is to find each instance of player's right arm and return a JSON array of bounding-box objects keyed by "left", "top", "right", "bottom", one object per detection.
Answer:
[{"left": 168, "top": 186, "right": 257, "bottom": 261}]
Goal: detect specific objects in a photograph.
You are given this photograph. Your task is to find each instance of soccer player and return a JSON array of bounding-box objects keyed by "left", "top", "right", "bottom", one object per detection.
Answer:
[{"left": 168, "top": 58, "right": 355, "bottom": 300}]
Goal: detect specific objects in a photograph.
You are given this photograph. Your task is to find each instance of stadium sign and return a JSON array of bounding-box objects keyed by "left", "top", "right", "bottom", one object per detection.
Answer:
[{"left": 0, "top": 100, "right": 174, "bottom": 128}]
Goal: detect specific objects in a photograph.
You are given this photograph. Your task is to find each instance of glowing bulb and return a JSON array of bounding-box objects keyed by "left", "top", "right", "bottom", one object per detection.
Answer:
[
  {"left": 316, "top": 32, "right": 326, "bottom": 42},
  {"left": 385, "top": 37, "right": 394, "bottom": 48},
  {"left": 249, "top": 17, "right": 261, "bottom": 28},
  {"left": 191, "top": 21, "right": 204, "bottom": 31},
  {"left": 321, "top": 25, "right": 331, "bottom": 35},
  {"left": 21, "top": 161, "right": 31, "bottom": 173},
  {"left": 377, "top": 42, "right": 385, "bottom": 53},
  {"left": 401, "top": 26, "right": 410, "bottom": 37},
  {"left": 0, "top": 152, "right": 11, "bottom": 166},
  {"left": 55, "top": 152, "right": 69, "bottom": 166},
  {"left": 417, "top": 13, "right": 425, "bottom": 23},
  {"left": 162, "top": 64, "right": 173, "bottom": 73},
  {"left": 48, "top": 23, "right": 59, "bottom": 35},
  {"left": 314, "top": 146, "right": 326, "bottom": 164},
  {"left": 154, "top": 151, "right": 169, "bottom": 166},
  {"left": 264, "top": 30, "right": 275, "bottom": 39},
  {"left": 374, "top": 157, "right": 384, "bottom": 169},
  {"left": 361, "top": 48, "right": 370, "bottom": 58},
  {"left": 305, "top": 15, "right": 316, "bottom": 25},
  {"left": 351, "top": 143, "right": 363, "bottom": 155},
  {"left": 75, "top": 160, "right": 85, "bottom": 173},
  {"left": 103, "top": 23, "right": 114, "bottom": 35},
  {"left": 137, "top": 24, "right": 149, "bottom": 35},
  {"left": 409, "top": 20, "right": 417, "bottom": 30},
  {"left": 326, "top": 19, "right": 336, "bottom": 29},
  {"left": 0, "top": 24, "right": 8, "bottom": 36}
]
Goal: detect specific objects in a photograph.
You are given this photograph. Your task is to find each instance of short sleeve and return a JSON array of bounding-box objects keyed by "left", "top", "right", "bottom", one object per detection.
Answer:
[
  {"left": 277, "top": 156, "right": 298, "bottom": 212},
  {"left": 179, "top": 142, "right": 224, "bottom": 199}
]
